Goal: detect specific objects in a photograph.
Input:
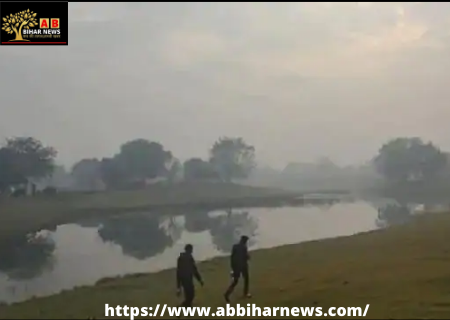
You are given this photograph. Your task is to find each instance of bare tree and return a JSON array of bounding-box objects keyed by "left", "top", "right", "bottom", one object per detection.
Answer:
[{"left": 2, "top": 9, "right": 38, "bottom": 41}]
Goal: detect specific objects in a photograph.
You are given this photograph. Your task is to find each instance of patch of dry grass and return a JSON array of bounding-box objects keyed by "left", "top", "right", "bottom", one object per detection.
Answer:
[{"left": 2, "top": 212, "right": 450, "bottom": 319}]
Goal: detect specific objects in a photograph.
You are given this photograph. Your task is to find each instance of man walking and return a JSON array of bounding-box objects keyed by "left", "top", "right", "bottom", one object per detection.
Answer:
[
  {"left": 176, "top": 244, "right": 204, "bottom": 308},
  {"left": 224, "top": 235, "right": 251, "bottom": 302}
]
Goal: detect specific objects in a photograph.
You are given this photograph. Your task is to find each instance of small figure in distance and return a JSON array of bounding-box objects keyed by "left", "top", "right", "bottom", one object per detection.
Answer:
[
  {"left": 176, "top": 244, "right": 204, "bottom": 308},
  {"left": 224, "top": 235, "right": 251, "bottom": 303}
]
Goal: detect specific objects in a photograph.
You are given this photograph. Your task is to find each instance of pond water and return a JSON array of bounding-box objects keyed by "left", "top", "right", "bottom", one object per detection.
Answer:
[{"left": 0, "top": 199, "right": 428, "bottom": 303}]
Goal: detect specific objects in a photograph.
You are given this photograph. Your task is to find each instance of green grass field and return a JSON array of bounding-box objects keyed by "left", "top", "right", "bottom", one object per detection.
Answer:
[
  {"left": 2, "top": 211, "right": 450, "bottom": 319},
  {"left": 0, "top": 182, "right": 298, "bottom": 243}
]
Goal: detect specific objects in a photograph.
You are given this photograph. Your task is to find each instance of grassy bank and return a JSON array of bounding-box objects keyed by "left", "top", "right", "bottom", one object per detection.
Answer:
[
  {"left": 0, "top": 182, "right": 299, "bottom": 243},
  {"left": 2, "top": 212, "right": 450, "bottom": 319}
]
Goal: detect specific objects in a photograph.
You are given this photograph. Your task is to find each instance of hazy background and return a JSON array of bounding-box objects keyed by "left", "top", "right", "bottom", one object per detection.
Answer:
[{"left": 1, "top": 2, "right": 450, "bottom": 169}]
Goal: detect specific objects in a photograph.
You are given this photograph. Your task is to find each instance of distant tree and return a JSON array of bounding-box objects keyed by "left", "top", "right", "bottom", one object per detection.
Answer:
[
  {"left": 183, "top": 158, "right": 219, "bottom": 181},
  {"left": 166, "top": 158, "right": 182, "bottom": 184},
  {"left": 0, "top": 137, "right": 56, "bottom": 191},
  {"left": 98, "top": 139, "right": 173, "bottom": 189},
  {"left": 373, "top": 137, "right": 447, "bottom": 185},
  {"left": 209, "top": 137, "right": 256, "bottom": 182},
  {"left": 99, "top": 157, "right": 126, "bottom": 190},
  {"left": 116, "top": 139, "right": 172, "bottom": 181},
  {"left": 0, "top": 148, "right": 25, "bottom": 192},
  {"left": 71, "top": 158, "right": 102, "bottom": 191},
  {"left": 5, "top": 137, "right": 56, "bottom": 178}
]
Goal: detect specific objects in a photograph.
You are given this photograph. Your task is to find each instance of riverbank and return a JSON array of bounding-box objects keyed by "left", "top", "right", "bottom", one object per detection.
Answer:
[
  {"left": 0, "top": 182, "right": 300, "bottom": 243},
  {"left": 2, "top": 211, "right": 450, "bottom": 319}
]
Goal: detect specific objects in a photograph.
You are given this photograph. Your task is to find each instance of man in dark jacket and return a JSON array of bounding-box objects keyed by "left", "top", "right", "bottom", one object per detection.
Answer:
[
  {"left": 224, "top": 235, "right": 251, "bottom": 302},
  {"left": 176, "top": 244, "right": 204, "bottom": 307}
]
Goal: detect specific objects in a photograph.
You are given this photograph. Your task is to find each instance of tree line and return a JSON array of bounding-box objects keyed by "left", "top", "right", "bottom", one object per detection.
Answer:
[
  {"left": 0, "top": 135, "right": 449, "bottom": 194},
  {"left": 0, "top": 136, "right": 256, "bottom": 193}
]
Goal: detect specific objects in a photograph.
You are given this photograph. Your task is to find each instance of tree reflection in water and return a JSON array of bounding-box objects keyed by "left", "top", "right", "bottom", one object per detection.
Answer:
[
  {"left": 313, "top": 198, "right": 339, "bottom": 211},
  {"left": 82, "top": 208, "right": 259, "bottom": 259},
  {"left": 184, "top": 210, "right": 211, "bottom": 234},
  {"left": 376, "top": 203, "right": 414, "bottom": 228},
  {"left": 208, "top": 209, "right": 258, "bottom": 254},
  {"left": 0, "top": 231, "right": 56, "bottom": 280},
  {"left": 97, "top": 213, "right": 182, "bottom": 260}
]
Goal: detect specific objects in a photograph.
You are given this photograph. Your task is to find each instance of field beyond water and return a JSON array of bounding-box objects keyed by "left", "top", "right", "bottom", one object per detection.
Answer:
[
  {"left": 0, "top": 182, "right": 298, "bottom": 243},
  {"left": 2, "top": 211, "right": 450, "bottom": 319}
]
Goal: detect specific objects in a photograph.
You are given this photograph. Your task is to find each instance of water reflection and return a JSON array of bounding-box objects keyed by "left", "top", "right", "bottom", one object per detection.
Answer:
[
  {"left": 0, "top": 200, "right": 390, "bottom": 303},
  {"left": 209, "top": 210, "right": 258, "bottom": 253},
  {"left": 184, "top": 211, "right": 211, "bottom": 233},
  {"left": 181, "top": 209, "right": 258, "bottom": 253},
  {"left": 98, "top": 214, "right": 182, "bottom": 260},
  {"left": 0, "top": 232, "right": 55, "bottom": 280},
  {"left": 375, "top": 203, "right": 414, "bottom": 228}
]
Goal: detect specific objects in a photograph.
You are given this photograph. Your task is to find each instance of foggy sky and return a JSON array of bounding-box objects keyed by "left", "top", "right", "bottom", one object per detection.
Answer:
[{"left": 1, "top": 2, "right": 450, "bottom": 169}]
